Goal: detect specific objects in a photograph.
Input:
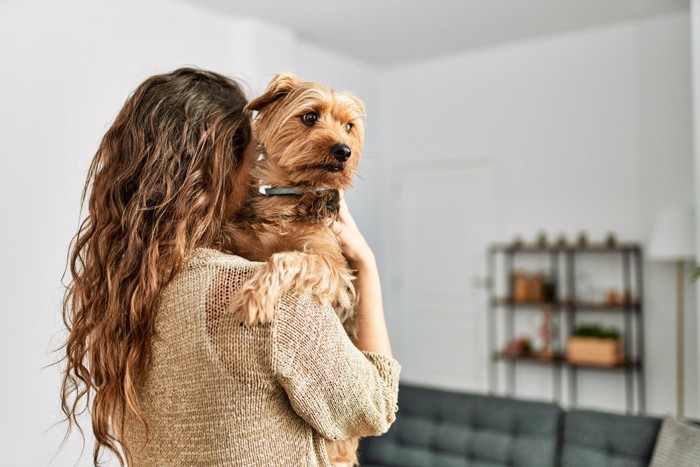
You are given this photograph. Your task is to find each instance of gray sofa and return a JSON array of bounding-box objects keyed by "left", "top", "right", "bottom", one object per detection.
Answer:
[{"left": 359, "top": 384, "right": 663, "bottom": 467}]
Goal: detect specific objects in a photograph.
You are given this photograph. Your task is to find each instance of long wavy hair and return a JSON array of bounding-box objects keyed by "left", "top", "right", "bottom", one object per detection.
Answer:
[{"left": 58, "top": 67, "right": 252, "bottom": 466}]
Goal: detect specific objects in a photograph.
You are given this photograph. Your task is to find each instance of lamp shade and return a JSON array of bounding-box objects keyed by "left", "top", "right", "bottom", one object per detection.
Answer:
[{"left": 648, "top": 205, "right": 696, "bottom": 261}]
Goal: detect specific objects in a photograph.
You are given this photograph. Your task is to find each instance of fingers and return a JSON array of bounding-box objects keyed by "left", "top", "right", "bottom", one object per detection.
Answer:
[
  {"left": 335, "top": 189, "right": 349, "bottom": 222},
  {"left": 330, "top": 219, "right": 344, "bottom": 237},
  {"left": 331, "top": 197, "right": 348, "bottom": 236},
  {"left": 337, "top": 189, "right": 346, "bottom": 207},
  {"left": 337, "top": 189, "right": 349, "bottom": 211}
]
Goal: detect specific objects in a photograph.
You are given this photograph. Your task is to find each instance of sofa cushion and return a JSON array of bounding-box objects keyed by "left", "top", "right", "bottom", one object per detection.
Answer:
[
  {"left": 359, "top": 384, "right": 562, "bottom": 467},
  {"left": 649, "top": 415, "right": 700, "bottom": 467},
  {"left": 561, "top": 409, "right": 661, "bottom": 467}
]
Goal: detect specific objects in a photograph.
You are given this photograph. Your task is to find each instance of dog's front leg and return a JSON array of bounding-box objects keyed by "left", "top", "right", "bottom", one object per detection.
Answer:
[
  {"left": 304, "top": 244, "right": 357, "bottom": 329},
  {"left": 227, "top": 251, "right": 335, "bottom": 324}
]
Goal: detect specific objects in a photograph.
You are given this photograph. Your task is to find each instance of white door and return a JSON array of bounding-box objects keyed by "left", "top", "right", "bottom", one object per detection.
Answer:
[{"left": 391, "top": 159, "right": 497, "bottom": 392}]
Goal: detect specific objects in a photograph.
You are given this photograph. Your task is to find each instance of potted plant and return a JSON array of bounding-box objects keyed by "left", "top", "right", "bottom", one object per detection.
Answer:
[{"left": 567, "top": 323, "right": 623, "bottom": 366}]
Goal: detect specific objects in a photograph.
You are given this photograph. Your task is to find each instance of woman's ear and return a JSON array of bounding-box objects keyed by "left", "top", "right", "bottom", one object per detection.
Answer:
[{"left": 245, "top": 72, "right": 299, "bottom": 113}]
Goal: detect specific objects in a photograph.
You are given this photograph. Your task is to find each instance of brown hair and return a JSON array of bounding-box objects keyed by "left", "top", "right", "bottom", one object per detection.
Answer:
[{"left": 57, "top": 67, "right": 251, "bottom": 465}]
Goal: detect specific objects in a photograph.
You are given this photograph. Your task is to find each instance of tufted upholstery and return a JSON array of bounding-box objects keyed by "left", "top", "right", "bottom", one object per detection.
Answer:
[
  {"left": 359, "top": 384, "right": 562, "bottom": 467},
  {"left": 561, "top": 410, "right": 661, "bottom": 467}
]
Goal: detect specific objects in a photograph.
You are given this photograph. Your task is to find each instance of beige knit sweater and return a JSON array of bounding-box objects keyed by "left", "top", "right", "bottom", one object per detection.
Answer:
[{"left": 119, "top": 247, "right": 401, "bottom": 466}]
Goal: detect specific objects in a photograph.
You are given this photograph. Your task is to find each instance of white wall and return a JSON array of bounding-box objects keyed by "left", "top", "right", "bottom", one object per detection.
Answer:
[{"left": 377, "top": 11, "right": 696, "bottom": 416}]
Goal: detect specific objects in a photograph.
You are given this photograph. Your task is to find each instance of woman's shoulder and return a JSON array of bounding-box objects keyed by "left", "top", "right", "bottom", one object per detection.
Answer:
[
  {"left": 183, "top": 246, "right": 265, "bottom": 271},
  {"left": 180, "top": 249, "right": 334, "bottom": 329}
]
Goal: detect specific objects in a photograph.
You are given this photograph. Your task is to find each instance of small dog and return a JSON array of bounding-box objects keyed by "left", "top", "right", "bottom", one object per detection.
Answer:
[{"left": 225, "top": 72, "right": 366, "bottom": 466}]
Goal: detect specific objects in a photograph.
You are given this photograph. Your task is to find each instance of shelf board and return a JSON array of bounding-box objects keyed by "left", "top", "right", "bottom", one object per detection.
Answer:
[
  {"left": 567, "top": 358, "right": 641, "bottom": 370},
  {"left": 491, "top": 297, "right": 640, "bottom": 311},
  {"left": 494, "top": 351, "right": 640, "bottom": 370},
  {"left": 567, "top": 300, "right": 640, "bottom": 311},
  {"left": 491, "top": 298, "right": 558, "bottom": 308},
  {"left": 490, "top": 242, "right": 641, "bottom": 254},
  {"left": 495, "top": 351, "right": 562, "bottom": 364}
]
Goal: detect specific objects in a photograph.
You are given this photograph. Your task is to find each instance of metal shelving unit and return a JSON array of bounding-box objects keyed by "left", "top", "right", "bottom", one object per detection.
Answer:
[{"left": 486, "top": 242, "right": 645, "bottom": 414}]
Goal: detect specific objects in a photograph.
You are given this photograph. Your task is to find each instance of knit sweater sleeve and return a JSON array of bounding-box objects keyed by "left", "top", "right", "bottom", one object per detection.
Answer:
[{"left": 271, "top": 291, "right": 401, "bottom": 441}]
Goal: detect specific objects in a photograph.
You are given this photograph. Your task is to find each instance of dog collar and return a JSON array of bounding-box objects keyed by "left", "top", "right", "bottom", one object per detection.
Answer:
[{"left": 258, "top": 185, "right": 332, "bottom": 196}]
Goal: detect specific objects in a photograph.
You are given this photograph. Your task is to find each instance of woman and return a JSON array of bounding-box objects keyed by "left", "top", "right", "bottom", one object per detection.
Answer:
[{"left": 59, "top": 67, "right": 400, "bottom": 466}]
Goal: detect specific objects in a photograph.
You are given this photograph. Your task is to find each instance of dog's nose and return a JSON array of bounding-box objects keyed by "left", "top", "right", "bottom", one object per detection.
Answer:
[{"left": 331, "top": 143, "right": 351, "bottom": 162}]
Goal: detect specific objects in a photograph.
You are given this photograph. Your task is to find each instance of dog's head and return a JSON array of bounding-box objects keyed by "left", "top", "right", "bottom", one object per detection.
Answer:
[{"left": 245, "top": 73, "right": 365, "bottom": 189}]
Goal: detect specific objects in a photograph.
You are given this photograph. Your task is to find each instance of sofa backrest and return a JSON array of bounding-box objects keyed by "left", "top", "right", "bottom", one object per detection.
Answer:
[
  {"left": 561, "top": 410, "right": 661, "bottom": 467},
  {"left": 359, "top": 384, "right": 562, "bottom": 467}
]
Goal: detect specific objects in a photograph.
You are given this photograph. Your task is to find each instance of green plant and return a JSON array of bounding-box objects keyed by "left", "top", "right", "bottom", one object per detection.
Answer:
[
  {"left": 692, "top": 266, "right": 700, "bottom": 282},
  {"left": 572, "top": 323, "right": 620, "bottom": 340}
]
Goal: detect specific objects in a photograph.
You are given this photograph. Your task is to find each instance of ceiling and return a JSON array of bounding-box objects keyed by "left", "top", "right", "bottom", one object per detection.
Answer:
[{"left": 181, "top": 0, "right": 689, "bottom": 66}]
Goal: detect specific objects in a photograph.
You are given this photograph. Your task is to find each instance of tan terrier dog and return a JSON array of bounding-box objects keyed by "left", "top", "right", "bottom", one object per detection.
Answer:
[{"left": 225, "top": 72, "right": 366, "bottom": 466}]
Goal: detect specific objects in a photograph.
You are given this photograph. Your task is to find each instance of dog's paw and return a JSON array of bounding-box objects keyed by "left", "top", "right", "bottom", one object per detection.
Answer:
[{"left": 227, "top": 283, "right": 277, "bottom": 325}]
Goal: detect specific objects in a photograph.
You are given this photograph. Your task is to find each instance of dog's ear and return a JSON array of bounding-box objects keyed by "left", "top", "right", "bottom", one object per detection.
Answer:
[
  {"left": 349, "top": 94, "right": 366, "bottom": 118},
  {"left": 245, "top": 73, "right": 299, "bottom": 113}
]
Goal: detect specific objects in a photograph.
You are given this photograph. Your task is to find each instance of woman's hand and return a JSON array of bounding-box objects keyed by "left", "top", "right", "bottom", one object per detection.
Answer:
[{"left": 329, "top": 190, "right": 375, "bottom": 268}]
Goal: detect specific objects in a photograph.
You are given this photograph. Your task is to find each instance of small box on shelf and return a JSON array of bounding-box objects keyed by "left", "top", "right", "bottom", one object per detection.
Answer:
[
  {"left": 511, "top": 271, "right": 557, "bottom": 303},
  {"left": 566, "top": 323, "right": 624, "bottom": 367},
  {"left": 567, "top": 337, "right": 624, "bottom": 367}
]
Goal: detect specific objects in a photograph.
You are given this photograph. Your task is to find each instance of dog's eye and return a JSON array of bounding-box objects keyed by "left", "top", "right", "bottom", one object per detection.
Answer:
[
  {"left": 301, "top": 112, "right": 319, "bottom": 126},
  {"left": 345, "top": 123, "right": 353, "bottom": 132}
]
